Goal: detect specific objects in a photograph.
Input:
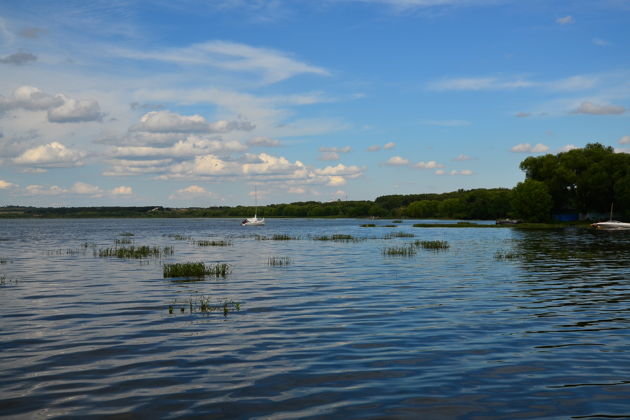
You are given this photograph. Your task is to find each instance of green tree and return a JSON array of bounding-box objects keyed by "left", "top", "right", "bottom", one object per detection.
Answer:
[{"left": 511, "top": 179, "right": 553, "bottom": 222}]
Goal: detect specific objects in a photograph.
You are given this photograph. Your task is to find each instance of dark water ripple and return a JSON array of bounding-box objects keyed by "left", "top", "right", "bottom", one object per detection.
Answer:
[{"left": 1, "top": 219, "right": 629, "bottom": 419}]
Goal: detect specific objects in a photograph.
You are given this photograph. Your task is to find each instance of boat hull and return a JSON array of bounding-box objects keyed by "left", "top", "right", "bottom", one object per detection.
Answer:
[{"left": 591, "top": 221, "right": 630, "bottom": 230}]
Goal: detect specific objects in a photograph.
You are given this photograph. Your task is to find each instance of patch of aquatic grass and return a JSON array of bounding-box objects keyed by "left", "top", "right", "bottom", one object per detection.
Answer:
[
  {"left": 47, "top": 248, "right": 85, "bottom": 256},
  {"left": 196, "top": 240, "right": 232, "bottom": 246},
  {"left": 415, "top": 240, "right": 450, "bottom": 250},
  {"left": 268, "top": 256, "right": 292, "bottom": 266},
  {"left": 98, "top": 245, "right": 174, "bottom": 259},
  {"left": 115, "top": 238, "right": 133, "bottom": 245},
  {"left": 382, "top": 245, "right": 417, "bottom": 256},
  {"left": 393, "top": 220, "right": 403, "bottom": 223},
  {"left": 361, "top": 223, "right": 376, "bottom": 227},
  {"left": 168, "top": 295, "right": 240, "bottom": 316},
  {"left": 313, "top": 234, "right": 361, "bottom": 242},
  {"left": 163, "top": 262, "right": 231, "bottom": 278},
  {"left": 385, "top": 232, "right": 415, "bottom": 238},
  {"left": 0, "top": 274, "right": 17, "bottom": 286},
  {"left": 0, "top": 258, "right": 9, "bottom": 264},
  {"left": 494, "top": 250, "right": 520, "bottom": 260},
  {"left": 119, "top": 232, "right": 135, "bottom": 236},
  {"left": 253, "top": 234, "right": 299, "bottom": 240}
]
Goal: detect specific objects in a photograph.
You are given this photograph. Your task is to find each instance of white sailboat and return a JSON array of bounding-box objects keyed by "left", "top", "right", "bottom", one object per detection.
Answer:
[
  {"left": 591, "top": 203, "right": 630, "bottom": 230},
  {"left": 241, "top": 187, "right": 265, "bottom": 226}
]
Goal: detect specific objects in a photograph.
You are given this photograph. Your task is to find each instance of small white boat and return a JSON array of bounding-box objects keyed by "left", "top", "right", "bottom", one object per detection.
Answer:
[
  {"left": 242, "top": 186, "right": 265, "bottom": 226},
  {"left": 591, "top": 203, "right": 629, "bottom": 230},
  {"left": 591, "top": 220, "right": 630, "bottom": 230}
]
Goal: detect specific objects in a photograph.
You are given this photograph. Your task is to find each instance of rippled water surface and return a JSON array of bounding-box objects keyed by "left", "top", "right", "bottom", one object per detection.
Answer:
[{"left": 1, "top": 218, "right": 629, "bottom": 419}]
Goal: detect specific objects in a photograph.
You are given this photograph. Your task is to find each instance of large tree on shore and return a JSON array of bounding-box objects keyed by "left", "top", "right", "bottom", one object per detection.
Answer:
[{"left": 519, "top": 143, "right": 630, "bottom": 216}]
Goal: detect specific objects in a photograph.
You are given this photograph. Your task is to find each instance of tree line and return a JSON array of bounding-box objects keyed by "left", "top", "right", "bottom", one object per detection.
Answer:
[{"left": 1, "top": 143, "right": 627, "bottom": 221}]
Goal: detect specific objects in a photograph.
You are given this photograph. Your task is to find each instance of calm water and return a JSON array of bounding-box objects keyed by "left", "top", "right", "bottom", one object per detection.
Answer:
[{"left": 1, "top": 218, "right": 629, "bottom": 419}]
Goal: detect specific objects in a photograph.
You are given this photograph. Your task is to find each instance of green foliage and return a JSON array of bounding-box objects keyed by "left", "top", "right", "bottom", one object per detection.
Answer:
[
  {"left": 268, "top": 256, "right": 291, "bottom": 266},
  {"left": 382, "top": 245, "right": 417, "bottom": 256},
  {"left": 414, "top": 240, "right": 450, "bottom": 250},
  {"left": 511, "top": 179, "right": 553, "bottom": 222},
  {"left": 98, "top": 245, "right": 174, "bottom": 258},
  {"left": 163, "top": 262, "right": 231, "bottom": 278}
]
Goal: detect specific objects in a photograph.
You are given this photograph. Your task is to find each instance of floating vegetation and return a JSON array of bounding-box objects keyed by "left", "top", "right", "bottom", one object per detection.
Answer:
[
  {"left": 383, "top": 224, "right": 397, "bottom": 227},
  {"left": 415, "top": 240, "right": 450, "bottom": 250},
  {"left": 163, "top": 262, "right": 231, "bottom": 278},
  {"left": 393, "top": 220, "right": 403, "bottom": 224},
  {"left": 255, "top": 234, "right": 300, "bottom": 240},
  {"left": 268, "top": 256, "right": 292, "bottom": 266},
  {"left": 385, "top": 232, "right": 415, "bottom": 238},
  {"left": 361, "top": 223, "right": 376, "bottom": 227},
  {"left": 98, "top": 245, "right": 174, "bottom": 259},
  {"left": 0, "top": 274, "right": 17, "bottom": 286},
  {"left": 119, "top": 232, "right": 135, "bottom": 236},
  {"left": 115, "top": 238, "right": 133, "bottom": 245},
  {"left": 166, "top": 234, "right": 192, "bottom": 241},
  {"left": 47, "top": 248, "right": 85, "bottom": 256},
  {"left": 0, "top": 258, "right": 9, "bottom": 264},
  {"left": 196, "top": 240, "right": 232, "bottom": 247},
  {"left": 382, "top": 245, "right": 417, "bottom": 256},
  {"left": 168, "top": 295, "right": 240, "bottom": 317},
  {"left": 494, "top": 250, "right": 521, "bottom": 260},
  {"left": 313, "top": 234, "right": 361, "bottom": 242}
]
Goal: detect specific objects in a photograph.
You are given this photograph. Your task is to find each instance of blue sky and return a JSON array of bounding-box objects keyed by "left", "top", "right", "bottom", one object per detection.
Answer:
[{"left": 0, "top": 0, "right": 629, "bottom": 207}]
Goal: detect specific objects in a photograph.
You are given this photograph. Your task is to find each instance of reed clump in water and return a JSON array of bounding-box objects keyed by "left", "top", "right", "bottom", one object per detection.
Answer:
[
  {"left": 163, "top": 262, "right": 231, "bottom": 278},
  {"left": 115, "top": 238, "right": 133, "bottom": 245},
  {"left": 166, "top": 234, "right": 192, "bottom": 241},
  {"left": 168, "top": 296, "right": 241, "bottom": 316},
  {"left": 119, "top": 232, "right": 135, "bottom": 237},
  {"left": 361, "top": 223, "right": 376, "bottom": 227},
  {"left": 494, "top": 250, "right": 520, "bottom": 260},
  {"left": 414, "top": 240, "right": 450, "bottom": 250},
  {"left": 98, "top": 245, "right": 174, "bottom": 259},
  {"left": 268, "top": 256, "right": 291, "bottom": 266},
  {"left": 313, "top": 234, "right": 361, "bottom": 242},
  {"left": 196, "top": 240, "right": 232, "bottom": 247},
  {"left": 385, "top": 232, "right": 415, "bottom": 238},
  {"left": 382, "top": 245, "right": 417, "bottom": 256}
]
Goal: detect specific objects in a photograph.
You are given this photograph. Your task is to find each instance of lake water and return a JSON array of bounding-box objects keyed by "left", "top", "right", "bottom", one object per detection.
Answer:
[{"left": 1, "top": 218, "right": 629, "bottom": 419}]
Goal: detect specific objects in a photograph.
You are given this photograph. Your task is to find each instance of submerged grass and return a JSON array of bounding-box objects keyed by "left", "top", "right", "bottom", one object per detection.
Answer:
[
  {"left": 163, "top": 262, "right": 231, "bottom": 278},
  {"left": 494, "top": 250, "right": 521, "bottom": 260},
  {"left": 119, "top": 232, "right": 135, "bottom": 236},
  {"left": 168, "top": 295, "right": 240, "bottom": 317},
  {"left": 115, "top": 238, "right": 133, "bottom": 245},
  {"left": 166, "top": 234, "right": 192, "bottom": 240},
  {"left": 196, "top": 240, "right": 232, "bottom": 247},
  {"left": 255, "top": 234, "right": 300, "bottom": 240},
  {"left": 360, "top": 223, "right": 376, "bottom": 227},
  {"left": 98, "top": 245, "right": 174, "bottom": 259},
  {"left": 382, "top": 245, "right": 417, "bottom": 256},
  {"left": 268, "top": 256, "right": 291, "bottom": 266},
  {"left": 415, "top": 240, "right": 450, "bottom": 250}
]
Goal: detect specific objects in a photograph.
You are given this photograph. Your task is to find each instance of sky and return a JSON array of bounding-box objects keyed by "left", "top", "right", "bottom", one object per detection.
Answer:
[{"left": 0, "top": 0, "right": 629, "bottom": 207}]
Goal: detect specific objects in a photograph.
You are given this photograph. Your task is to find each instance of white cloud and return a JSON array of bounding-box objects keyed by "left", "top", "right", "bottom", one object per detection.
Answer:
[
  {"left": 556, "top": 15, "right": 575, "bottom": 25},
  {"left": 320, "top": 146, "right": 351, "bottom": 153},
  {"left": 511, "top": 143, "right": 550, "bottom": 153},
  {"left": 515, "top": 112, "right": 531, "bottom": 118},
  {"left": 385, "top": 156, "right": 410, "bottom": 166},
  {"left": 110, "top": 136, "right": 247, "bottom": 159},
  {"left": 592, "top": 38, "right": 610, "bottom": 47},
  {"left": 23, "top": 184, "right": 67, "bottom": 196},
  {"left": 70, "top": 182, "right": 103, "bottom": 196},
  {"left": 618, "top": 136, "right": 630, "bottom": 145},
  {"left": 449, "top": 169, "right": 473, "bottom": 176},
  {"left": 132, "top": 110, "right": 254, "bottom": 134},
  {"left": 248, "top": 136, "right": 281, "bottom": 147},
  {"left": 314, "top": 163, "right": 362, "bottom": 176},
  {"left": 13, "top": 141, "right": 86, "bottom": 168},
  {"left": 414, "top": 160, "right": 443, "bottom": 169},
  {"left": 111, "top": 186, "right": 133, "bottom": 195},
  {"left": 383, "top": 141, "right": 396, "bottom": 150},
  {"left": 327, "top": 176, "right": 346, "bottom": 186},
  {"left": 435, "top": 170, "right": 445, "bottom": 175},
  {"left": 453, "top": 154, "right": 471, "bottom": 161},
  {"left": 428, "top": 77, "right": 535, "bottom": 91},
  {"left": 0, "top": 179, "right": 17, "bottom": 189},
  {"left": 0, "top": 86, "right": 63, "bottom": 111},
  {"left": 114, "top": 40, "right": 329, "bottom": 85},
  {"left": 168, "top": 185, "right": 215, "bottom": 200},
  {"left": 366, "top": 145, "right": 381, "bottom": 152},
  {"left": 288, "top": 187, "right": 305, "bottom": 194},
  {"left": 559, "top": 144, "right": 579, "bottom": 152},
  {"left": 47, "top": 95, "right": 103, "bottom": 123},
  {"left": 571, "top": 101, "right": 625, "bottom": 115},
  {"left": 319, "top": 151, "right": 340, "bottom": 161}
]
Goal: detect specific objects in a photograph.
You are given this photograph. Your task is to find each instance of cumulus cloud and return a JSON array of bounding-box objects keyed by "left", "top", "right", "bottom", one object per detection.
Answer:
[
  {"left": 556, "top": 15, "right": 575, "bottom": 25},
  {"left": 0, "top": 86, "right": 63, "bottom": 111},
  {"left": 449, "top": 169, "right": 473, "bottom": 176},
  {"left": 515, "top": 112, "right": 531, "bottom": 118},
  {"left": 110, "top": 136, "right": 247, "bottom": 159},
  {"left": 0, "top": 179, "right": 17, "bottom": 189},
  {"left": 592, "top": 38, "right": 610, "bottom": 47},
  {"left": 133, "top": 110, "right": 254, "bottom": 134},
  {"left": 453, "top": 154, "right": 471, "bottom": 161},
  {"left": 319, "top": 151, "right": 340, "bottom": 161},
  {"left": 618, "top": 136, "right": 630, "bottom": 145},
  {"left": 428, "top": 77, "right": 535, "bottom": 91},
  {"left": 383, "top": 142, "right": 396, "bottom": 150},
  {"left": 23, "top": 184, "right": 67, "bottom": 196},
  {"left": 47, "top": 95, "right": 103, "bottom": 123},
  {"left": 413, "top": 160, "right": 443, "bottom": 169},
  {"left": 70, "top": 182, "right": 103, "bottom": 196},
  {"left": 288, "top": 187, "right": 305, "bottom": 194},
  {"left": 0, "top": 52, "right": 37, "bottom": 65},
  {"left": 511, "top": 143, "right": 550, "bottom": 153},
  {"left": 111, "top": 186, "right": 133, "bottom": 195},
  {"left": 366, "top": 145, "right": 381, "bottom": 152},
  {"left": 571, "top": 101, "right": 625, "bottom": 115},
  {"left": 13, "top": 141, "right": 86, "bottom": 168},
  {"left": 559, "top": 144, "right": 579, "bottom": 152},
  {"left": 385, "top": 156, "right": 410, "bottom": 166},
  {"left": 318, "top": 146, "right": 351, "bottom": 161},
  {"left": 168, "top": 185, "right": 215, "bottom": 200}
]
